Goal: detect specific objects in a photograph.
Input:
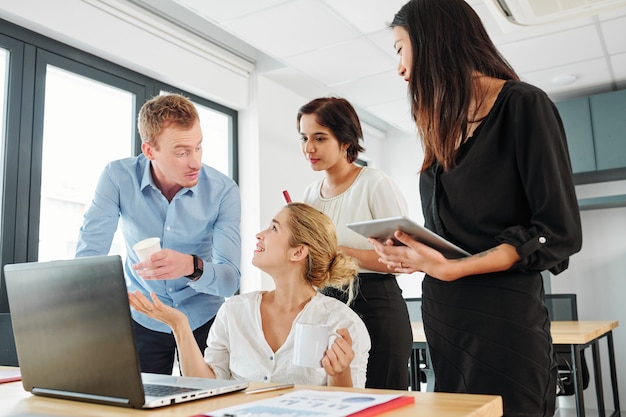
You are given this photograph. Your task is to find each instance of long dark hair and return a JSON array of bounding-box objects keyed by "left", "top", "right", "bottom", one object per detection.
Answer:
[
  {"left": 297, "top": 97, "right": 365, "bottom": 163},
  {"left": 391, "top": 0, "right": 519, "bottom": 171}
]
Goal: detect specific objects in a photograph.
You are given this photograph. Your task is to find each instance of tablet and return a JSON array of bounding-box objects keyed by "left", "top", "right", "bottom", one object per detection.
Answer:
[{"left": 347, "top": 216, "right": 471, "bottom": 259}]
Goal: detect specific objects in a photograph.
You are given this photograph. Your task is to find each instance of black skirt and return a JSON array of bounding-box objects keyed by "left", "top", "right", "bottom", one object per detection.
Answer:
[
  {"left": 323, "top": 273, "right": 413, "bottom": 390},
  {"left": 422, "top": 271, "right": 557, "bottom": 417}
]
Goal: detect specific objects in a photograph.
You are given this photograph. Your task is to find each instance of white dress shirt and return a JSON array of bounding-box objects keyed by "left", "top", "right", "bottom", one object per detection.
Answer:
[{"left": 204, "top": 291, "right": 371, "bottom": 388}]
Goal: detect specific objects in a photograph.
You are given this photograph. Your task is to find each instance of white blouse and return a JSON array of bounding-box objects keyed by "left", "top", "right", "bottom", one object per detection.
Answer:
[
  {"left": 303, "top": 167, "right": 408, "bottom": 272},
  {"left": 203, "top": 291, "right": 371, "bottom": 388}
]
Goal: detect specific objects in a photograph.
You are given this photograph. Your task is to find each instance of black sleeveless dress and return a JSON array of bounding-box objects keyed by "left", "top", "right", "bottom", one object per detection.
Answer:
[{"left": 420, "top": 81, "right": 582, "bottom": 417}]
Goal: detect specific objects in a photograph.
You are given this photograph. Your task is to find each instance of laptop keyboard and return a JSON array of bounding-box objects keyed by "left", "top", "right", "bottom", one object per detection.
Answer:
[{"left": 143, "top": 383, "right": 200, "bottom": 397}]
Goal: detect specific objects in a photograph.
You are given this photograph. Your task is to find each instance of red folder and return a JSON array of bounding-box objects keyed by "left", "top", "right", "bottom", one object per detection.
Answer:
[{"left": 347, "top": 395, "right": 415, "bottom": 416}]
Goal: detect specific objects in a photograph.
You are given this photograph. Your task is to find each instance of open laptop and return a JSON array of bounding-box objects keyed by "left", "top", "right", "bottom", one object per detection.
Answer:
[{"left": 4, "top": 255, "right": 248, "bottom": 409}]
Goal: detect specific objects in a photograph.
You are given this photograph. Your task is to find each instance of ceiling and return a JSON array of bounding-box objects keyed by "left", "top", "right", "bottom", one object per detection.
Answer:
[{"left": 132, "top": 0, "right": 626, "bottom": 136}]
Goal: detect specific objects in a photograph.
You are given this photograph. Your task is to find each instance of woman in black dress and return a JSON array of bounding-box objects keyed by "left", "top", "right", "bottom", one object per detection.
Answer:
[{"left": 370, "top": 1, "right": 583, "bottom": 416}]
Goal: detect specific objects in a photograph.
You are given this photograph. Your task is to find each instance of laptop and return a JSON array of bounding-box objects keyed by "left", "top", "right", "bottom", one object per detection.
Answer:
[{"left": 4, "top": 255, "right": 248, "bottom": 409}]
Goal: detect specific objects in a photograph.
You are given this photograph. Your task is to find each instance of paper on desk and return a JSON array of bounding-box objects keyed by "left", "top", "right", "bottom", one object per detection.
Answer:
[
  {"left": 0, "top": 368, "right": 21, "bottom": 384},
  {"left": 194, "top": 389, "right": 414, "bottom": 417}
]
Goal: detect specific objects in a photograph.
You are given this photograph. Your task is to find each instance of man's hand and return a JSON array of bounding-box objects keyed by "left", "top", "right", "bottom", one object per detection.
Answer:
[{"left": 133, "top": 250, "right": 195, "bottom": 280}]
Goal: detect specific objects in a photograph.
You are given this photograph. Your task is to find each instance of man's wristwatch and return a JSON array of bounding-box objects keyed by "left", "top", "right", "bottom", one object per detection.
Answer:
[{"left": 185, "top": 254, "right": 203, "bottom": 281}]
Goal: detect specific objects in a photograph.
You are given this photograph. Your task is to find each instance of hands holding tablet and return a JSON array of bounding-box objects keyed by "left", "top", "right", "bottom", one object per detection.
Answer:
[
  {"left": 367, "top": 230, "right": 453, "bottom": 279},
  {"left": 347, "top": 216, "right": 472, "bottom": 279},
  {"left": 367, "top": 228, "right": 521, "bottom": 282}
]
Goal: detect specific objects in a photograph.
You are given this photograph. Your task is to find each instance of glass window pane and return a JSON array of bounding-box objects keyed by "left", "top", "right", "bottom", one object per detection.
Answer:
[
  {"left": 196, "top": 104, "right": 230, "bottom": 177},
  {"left": 38, "top": 65, "right": 134, "bottom": 261}
]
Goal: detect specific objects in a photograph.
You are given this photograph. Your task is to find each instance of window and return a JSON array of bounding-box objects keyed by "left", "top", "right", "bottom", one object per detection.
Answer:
[
  {"left": 38, "top": 66, "right": 134, "bottom": 261},
  {"left": 196, "top": 102, "right": 231, "bottom": 176}
]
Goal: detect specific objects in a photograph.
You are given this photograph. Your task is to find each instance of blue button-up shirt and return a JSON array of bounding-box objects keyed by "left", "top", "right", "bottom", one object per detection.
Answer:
[{"left": 76, "top": 154, "right": 241, "bottom": 333}]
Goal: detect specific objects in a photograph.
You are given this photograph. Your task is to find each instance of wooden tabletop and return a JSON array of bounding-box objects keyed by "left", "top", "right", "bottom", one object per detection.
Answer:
[
  {"left": 412, "top": 320, "right": 619, "bottom": 345},
  {"left": 550, "top": 320, "right": 619, "bottom": 345},
  {"left": 0, "top": 367, "right": 502, "bottom": 417}
]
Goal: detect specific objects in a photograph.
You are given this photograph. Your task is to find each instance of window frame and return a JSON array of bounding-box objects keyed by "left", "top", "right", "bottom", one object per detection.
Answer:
[{"left": 0, "top": 18, "right": 238, "bottom": 312}]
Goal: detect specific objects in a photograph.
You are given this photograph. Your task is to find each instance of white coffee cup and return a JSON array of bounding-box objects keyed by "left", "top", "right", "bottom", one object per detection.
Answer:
[
  {"left": 132, "top": 237, "right": 161, "bottom": 262},
  {"left": 292, "top": 323, "right": 340, "bottom": 368}
]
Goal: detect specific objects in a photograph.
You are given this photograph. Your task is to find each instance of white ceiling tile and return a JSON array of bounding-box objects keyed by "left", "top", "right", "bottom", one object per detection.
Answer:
[
  {"left": 222, "top": 0, "right": 358, "bottom": 58},
  {"left": 260, "top": 66, "right": 332, "bottom": 101},
  {"left": 284, "top": 38, "right": 396, "bottom": 85},
  {"left": 519, "top": 58, "right": 612, "bottom": 100},
  {"left": 321, "top": 0, "right": 408, "bottom": 34},
  {"left": 598, "top": 4, "right": 626, "bottom": 19},
  {"left": 611, "top": 52, "right": 626, "bottom": 81},
  {"left": 367, "top": 29, "right": 398, "bottom": 60},
  {"left": 498, "top": 26, "right": 603, "bottom": 73},
  {"left": 173, "top": 0, "right": 285, "bottom": 23},
  {"left": 601, "top": 16, "right": 626, "bottom": 54},
  {"left": 331, "top": 72, "right": 407, "bottom": 107}
]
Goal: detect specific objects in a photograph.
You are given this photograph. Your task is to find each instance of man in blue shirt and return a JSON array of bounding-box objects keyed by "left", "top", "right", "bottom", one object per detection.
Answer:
[{"left": 76, "top": 93, "right": 241, "bottom": 374}]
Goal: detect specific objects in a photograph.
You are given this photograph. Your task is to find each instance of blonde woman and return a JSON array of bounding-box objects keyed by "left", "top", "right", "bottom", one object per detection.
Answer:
[{"left": 129, "top": 203, "right": 370, "bottom": 388}]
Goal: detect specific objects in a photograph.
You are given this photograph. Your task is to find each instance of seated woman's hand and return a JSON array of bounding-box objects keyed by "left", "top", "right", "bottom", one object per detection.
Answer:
[
  {"left": 322, "top": 328, "right": 354, "bottom": 387},
  {"left": 128, "top": 291, "right": 188, "bottom": 330}
]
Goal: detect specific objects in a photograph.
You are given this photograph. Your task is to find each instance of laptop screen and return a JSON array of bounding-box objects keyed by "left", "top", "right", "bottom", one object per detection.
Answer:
[{"left": 5, "top": 255, "right": 146, "bottom": 407}]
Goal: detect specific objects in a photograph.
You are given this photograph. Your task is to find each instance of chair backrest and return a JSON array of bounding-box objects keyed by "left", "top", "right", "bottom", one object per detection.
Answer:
[
  {"left": 545, "top": 293, "right": 578, "bottom": 321},
  {"left": 405, "top": 297, "right": 422, "bottom": 322},
  {"left": 545, "top": 293, "right": 589, "bottom": 395}
]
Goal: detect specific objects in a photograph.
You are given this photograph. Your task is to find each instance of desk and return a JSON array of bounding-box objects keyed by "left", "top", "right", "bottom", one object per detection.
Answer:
[
  {"left": 552, "top": 321, "right": 621, "bottom": 417},
  {"left": 411, "top": 321, "right": 621, "bottom": 417},
  {"left": 0, "top": 367, "right": 502, "bottom": 417}
]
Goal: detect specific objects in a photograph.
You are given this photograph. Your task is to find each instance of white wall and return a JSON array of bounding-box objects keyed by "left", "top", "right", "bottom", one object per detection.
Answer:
[{"left": 238, "top": 74, "right": 317, "bottom": 293}]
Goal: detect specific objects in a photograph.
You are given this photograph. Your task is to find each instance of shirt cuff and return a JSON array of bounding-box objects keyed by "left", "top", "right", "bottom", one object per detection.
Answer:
[{"left": 495, "top": 225, "right": 549, "bottom": 271}]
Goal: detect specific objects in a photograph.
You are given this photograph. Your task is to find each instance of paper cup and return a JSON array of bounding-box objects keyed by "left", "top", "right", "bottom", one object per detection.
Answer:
[{"left": 132, "top": 237, "right": 161, "bottom": 262}]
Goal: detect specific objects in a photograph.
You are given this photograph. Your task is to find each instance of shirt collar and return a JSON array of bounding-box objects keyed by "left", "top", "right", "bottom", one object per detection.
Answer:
[{"left": 140, "top": 159, "right": 197, "bottom": 197}]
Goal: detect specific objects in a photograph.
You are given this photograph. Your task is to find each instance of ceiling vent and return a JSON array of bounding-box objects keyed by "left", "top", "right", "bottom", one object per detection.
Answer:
[{"left": 486, "top": 0, "right": 626, "bottom": 25}]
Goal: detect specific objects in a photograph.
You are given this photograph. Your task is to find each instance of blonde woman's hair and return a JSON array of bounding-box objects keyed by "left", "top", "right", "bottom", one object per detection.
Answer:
[
  {"left": 284, "top": 203, "right": 358, "bottom": 304},
  {"left": 137, "top": 93, "right": 199, "bottom": 147}
]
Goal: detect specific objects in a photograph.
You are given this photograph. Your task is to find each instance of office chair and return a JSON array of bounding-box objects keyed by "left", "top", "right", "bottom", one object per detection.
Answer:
[
  {"left": 545, "top": 293, "right": 589, "bottom": 396},
  {"left": 404, "top": 297, "right": 435, "bottom": 392}
]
